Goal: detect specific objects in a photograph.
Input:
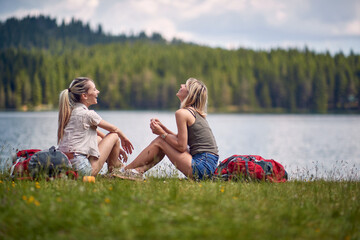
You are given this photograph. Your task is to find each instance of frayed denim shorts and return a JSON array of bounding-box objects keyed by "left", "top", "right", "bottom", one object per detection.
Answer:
[
  {"left": 191, "top": 152, "right": 219, "bottom": 180},
  {"left": 70, "top": 153, "right": 108, "bottom": 176}
]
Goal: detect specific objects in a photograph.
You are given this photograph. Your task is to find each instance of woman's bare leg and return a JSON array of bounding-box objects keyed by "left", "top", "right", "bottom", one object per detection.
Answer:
[
  {"left": 125, "top": 138, "right": 164, "bottom": 171},
  {"left": 106, "top": 137, "right": 124, "bottom": 172},
  {"left": 90, "top": 133, "right": 120, "bottom": 176},
  {"left": 125, "top": 137, "right": 193, "bottom": 178}
]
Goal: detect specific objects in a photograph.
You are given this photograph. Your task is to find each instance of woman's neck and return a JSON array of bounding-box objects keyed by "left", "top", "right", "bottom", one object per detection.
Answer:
[{"left": 80, "top": 100, "right": 91, "bottom": 108}]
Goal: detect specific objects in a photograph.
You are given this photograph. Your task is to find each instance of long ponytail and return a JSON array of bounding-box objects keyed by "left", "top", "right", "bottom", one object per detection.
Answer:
[
  {"left": 57, "top": 89, "right": 71, "bottom": 143},
  {"left": 57, "top": 77, "right": 93, "bottom": 143}
]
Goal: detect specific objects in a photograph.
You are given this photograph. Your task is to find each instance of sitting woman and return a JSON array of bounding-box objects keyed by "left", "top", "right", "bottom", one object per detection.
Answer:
[
  {"left": 57, "top": 77, "right": 133, "bottom": 176},
  {"left": 118, "top": 78, "right": 219, "bottom": 180}
]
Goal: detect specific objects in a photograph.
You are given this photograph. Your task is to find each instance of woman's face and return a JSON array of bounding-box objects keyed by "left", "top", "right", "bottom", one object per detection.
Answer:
[
  {"left": 176, "top": 83, "right": 188, "bottom": 101},
  {"left": 82, "top": 81, "right": 100, "bottom": 107}
]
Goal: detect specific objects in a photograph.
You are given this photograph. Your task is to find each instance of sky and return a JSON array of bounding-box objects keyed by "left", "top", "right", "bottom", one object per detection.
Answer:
[{"left": 0, "top": 0, "right": 359, "bottom": 54}]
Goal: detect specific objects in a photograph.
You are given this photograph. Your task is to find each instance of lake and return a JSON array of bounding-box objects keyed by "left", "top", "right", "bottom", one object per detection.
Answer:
[{"left": 1, "top": 111, "right": 359, "bottom": 180}]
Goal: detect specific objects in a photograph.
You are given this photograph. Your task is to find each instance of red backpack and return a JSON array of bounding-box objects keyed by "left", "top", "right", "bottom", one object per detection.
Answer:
[
  {"left": 10, "top": 148, "right": 78, "bottom": 180},
  {"left": 214, "top": 155, "right": 288, "bottom": 182},
  {"left": 10, "top": 149, "right": 41, "bottom": 179}
]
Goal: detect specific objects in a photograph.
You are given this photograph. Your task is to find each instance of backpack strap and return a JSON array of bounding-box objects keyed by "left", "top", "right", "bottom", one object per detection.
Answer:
[
  {"left": 214, "top": 155, "right": 238, "bottom": 180},
  {"left": 217, "top": 155, "right": 237, "bottom": 171},
  {"left": 244, "top": 159, "right": 250, "bottom": 177},
  {"left": 9, "top": 158, "right": 21, "bottom": 177},
  {"left": 254, "top": 160, "right": 273, "bottom": 175}
]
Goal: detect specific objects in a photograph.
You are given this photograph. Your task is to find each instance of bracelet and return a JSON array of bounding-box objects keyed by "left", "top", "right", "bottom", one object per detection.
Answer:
[{"left": 161, "top": 133, "right": 168, "bottom": 139}]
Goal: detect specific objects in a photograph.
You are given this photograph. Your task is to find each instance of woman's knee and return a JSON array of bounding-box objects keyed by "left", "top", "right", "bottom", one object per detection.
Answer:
[
  {"left": 103, "top": 132, "right": 119, "bottom": 146},
  {"left": 151, "top": 136, "right": 163, "bottom": 146},
  {"left": 115, "top": 137, "right": 120, "bottom": 147},
  {"left": 106, "top": 132, "right": 118, "bottom": 140}
]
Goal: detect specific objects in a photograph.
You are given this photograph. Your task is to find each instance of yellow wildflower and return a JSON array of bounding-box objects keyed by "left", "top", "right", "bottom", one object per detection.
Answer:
[
  {"left": 34, "top": 200, "right": 40, "bottom": 206},
  {"left": 108, "top": 186, "right": 113, "bottom": 191},
  {"left": 104, "top": 198, "right": 111, "bottom": 204},
  {"left": 22, "top": 195, "right": 27, "bottom": 201},
  {"left": 28, "top": 196, "right": 35, "bottom": 203}
]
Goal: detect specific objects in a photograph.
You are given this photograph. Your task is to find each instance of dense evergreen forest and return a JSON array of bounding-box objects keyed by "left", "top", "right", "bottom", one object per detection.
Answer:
[{"left": 0, "top": 15, "right": 359, "bottom": 113}]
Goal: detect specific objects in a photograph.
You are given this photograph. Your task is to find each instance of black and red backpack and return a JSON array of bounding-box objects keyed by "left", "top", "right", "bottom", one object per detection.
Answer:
[
  {"left": 214, "top": 155, "right": 288, "bottom": 182},
  {"left": 10, "top": 147, "right": 78, "bottom": 180},
  {"left": 10, "top": 149, "right": 41, "bottom": 179}
]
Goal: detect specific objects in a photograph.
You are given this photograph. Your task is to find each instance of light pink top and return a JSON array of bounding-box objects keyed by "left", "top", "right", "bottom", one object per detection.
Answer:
[{"left": 58, "top": 103, "right": 102, "bottom": 158}]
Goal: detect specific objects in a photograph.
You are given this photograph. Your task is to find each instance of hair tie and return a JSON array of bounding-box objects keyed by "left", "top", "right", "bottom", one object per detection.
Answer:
[{"left": 68, "top": 88, "right": 71, "bottom": 93}]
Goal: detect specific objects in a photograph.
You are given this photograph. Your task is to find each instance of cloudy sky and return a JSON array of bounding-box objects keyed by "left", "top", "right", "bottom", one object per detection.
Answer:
[{"left": 0, "top": 0, "right": 359, "bottom": 54}]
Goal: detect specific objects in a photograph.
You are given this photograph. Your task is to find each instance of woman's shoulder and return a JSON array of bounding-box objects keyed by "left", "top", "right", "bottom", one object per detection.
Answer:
[
  {"left": 175, "top": 108, "right": 196, "bottom": 123},
  {"left": 175, "top": 108, "right": 187, "bottom": 116},
  {"left": 176, "top": 108, "right": 194, "bottom": 116},
  {"left": 72, "top": 105, "right": 101, "bottom": 124}
]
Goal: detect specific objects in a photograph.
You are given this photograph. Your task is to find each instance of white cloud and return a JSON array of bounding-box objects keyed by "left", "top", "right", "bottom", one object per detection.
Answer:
[
  {"left": 0, "top": 0, "right": 99, "bottom": 24},
  {"left": 346, "top": 20, "right": 360, "bottom": 35},
  {"left": 94, "top": 0, "right": 195, "bottom": 40},
  {"left": 143, "top": 17, "right": 194, "bottom": 41},
  {"left": 130, "top": 0, "right": 159, "bottom": 15},
  {"left": 0, "top": 0, "right": 359, "bottom": 54},
  {"left": 47, "top": 0, "right": 99, "bottom": 23}
]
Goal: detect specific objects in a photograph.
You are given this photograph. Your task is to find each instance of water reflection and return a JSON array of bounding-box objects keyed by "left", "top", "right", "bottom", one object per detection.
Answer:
[{"left": 1, "top": 112, "right": 359, "bottom": 180}]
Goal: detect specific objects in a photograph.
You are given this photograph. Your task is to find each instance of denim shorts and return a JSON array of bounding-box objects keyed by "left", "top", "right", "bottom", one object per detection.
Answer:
[
  {"left": 70, "top": 153, "right": 108, "bottom": 176},
  {"left": 191, "top": 152, "right": 219, "bottom": 180}
]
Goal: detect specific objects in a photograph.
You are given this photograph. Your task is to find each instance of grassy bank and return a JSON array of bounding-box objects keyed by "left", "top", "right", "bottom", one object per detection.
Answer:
[{"left": 0, "top": 177, "right": 359, "bottom": 240}]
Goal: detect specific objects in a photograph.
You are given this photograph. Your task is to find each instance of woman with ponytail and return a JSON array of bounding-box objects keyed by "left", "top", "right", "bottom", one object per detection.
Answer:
[
  {"left": 58, "top": 77, "right": 133, "bottom": 176},
  {"left": 116, "top": 78, "right": 219, "bottom": 180}
]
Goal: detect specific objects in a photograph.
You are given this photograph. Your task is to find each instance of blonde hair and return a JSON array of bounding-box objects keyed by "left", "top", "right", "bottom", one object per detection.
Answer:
[
  {"left": 180, "top": 78, "right": 208, "bottom": 117},
  {"left": 57, "top": 77, "right": 93, "bottom": 143}
]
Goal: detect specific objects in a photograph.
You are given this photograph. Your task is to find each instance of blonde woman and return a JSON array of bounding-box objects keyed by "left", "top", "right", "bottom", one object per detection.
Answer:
[
  {"left": 120, "top": 78, "right": 218, "bottom": 180},
  {"left": 58, "top": 77, "right": 133, "bottom": 176}
]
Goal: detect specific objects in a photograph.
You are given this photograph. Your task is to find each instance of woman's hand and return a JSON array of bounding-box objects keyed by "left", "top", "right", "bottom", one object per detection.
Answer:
[
  {"left": 151, "top": 118, "right": 164, "bottom": 128},
  {"left": 119, "top": 148, "right": 128, "bottom": 163},
  {"left": 150, "top": 119, "right": 165, "bottom": 136},
  {"left": 120, "top": 136, "right": 134, "bottom": 154}
]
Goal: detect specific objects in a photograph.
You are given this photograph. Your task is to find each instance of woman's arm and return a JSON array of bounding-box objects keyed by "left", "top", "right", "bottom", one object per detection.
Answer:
[
  {"left": 97, "top": 119, "right": 134, "bottom": 154},
  {"left": 97, "top": 119, "right": 123, "bottom": 137},
  {"left": 97, "top": 129, "right": 106, "bottom": 138}
]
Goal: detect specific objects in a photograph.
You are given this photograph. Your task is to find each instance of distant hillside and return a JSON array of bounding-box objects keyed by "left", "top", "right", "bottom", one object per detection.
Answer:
[
  {"left": 0, "top": 15, "right": 359, "bottom": 113},
  {"left": 0, "top": 15, "right": 177, "bottom": 50}
]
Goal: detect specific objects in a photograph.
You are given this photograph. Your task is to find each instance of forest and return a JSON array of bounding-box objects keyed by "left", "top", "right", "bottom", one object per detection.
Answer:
[{"left": 0, "top": 15, "right": 359, "bottom": 113}]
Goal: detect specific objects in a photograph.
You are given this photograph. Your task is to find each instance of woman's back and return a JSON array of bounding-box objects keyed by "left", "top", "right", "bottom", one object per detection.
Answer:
[
  {"left": 58, "top": 103, "right": 102, "bottom": 158},
  {"left": 187, "top": 109, "right": 218, "bottom": 156}
]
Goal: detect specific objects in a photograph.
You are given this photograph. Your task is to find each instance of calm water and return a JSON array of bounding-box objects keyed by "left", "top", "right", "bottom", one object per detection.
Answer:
[{"left": 1, "top": 111, "right": 359, "bottom": 180}]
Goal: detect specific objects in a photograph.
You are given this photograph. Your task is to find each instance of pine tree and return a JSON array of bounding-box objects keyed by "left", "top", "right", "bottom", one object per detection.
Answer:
[{"left": 312, "top": 67, "right": 328, "bottom": 113}]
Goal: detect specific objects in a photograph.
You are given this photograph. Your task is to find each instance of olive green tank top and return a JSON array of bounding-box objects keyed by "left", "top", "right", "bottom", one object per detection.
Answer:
[{"left": 187, "top": 108, "right": 218, "bottom": 156}]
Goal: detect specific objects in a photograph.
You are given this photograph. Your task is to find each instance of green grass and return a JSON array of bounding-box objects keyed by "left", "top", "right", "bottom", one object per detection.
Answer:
[{"left": 0, "top": 176, "right": 359, "bottom": 240}]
